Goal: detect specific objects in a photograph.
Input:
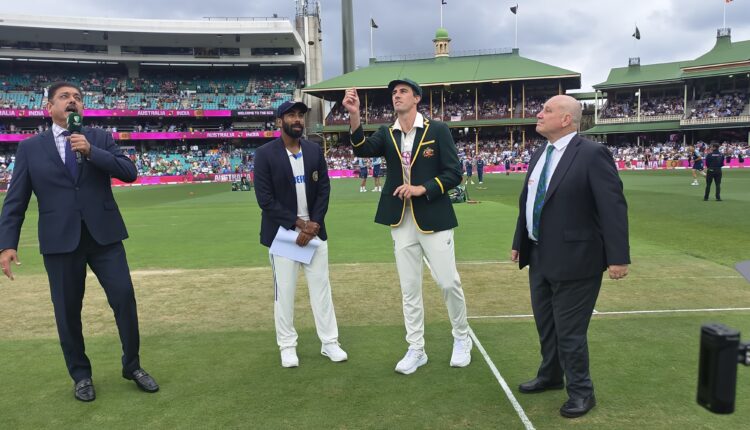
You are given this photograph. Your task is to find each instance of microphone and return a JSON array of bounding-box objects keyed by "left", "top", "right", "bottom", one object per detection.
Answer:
[{"left": 67, "top": 111, "right": 84, "bottom": 164}]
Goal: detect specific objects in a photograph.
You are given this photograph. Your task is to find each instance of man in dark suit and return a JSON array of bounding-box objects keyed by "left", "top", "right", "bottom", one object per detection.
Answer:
[
  {"left": 253, "top": 100, "right": 347, "bottom": 368},
  {"left": 342, "top": 79, "right": 472, "bottom": 375},
  {"left": 511, "top": 95, "right": 630, "bottom": 418},
  {"left": 0, "top": 82, "right": 158, "bottom": 402}
]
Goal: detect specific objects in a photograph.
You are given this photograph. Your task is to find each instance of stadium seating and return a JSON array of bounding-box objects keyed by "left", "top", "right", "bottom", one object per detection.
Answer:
[
  {"left": 0, "top": 64, "right": 298, "bottom": 110},
  {"left": 688, "top": 92, "right": 748, "bottom": 119}
]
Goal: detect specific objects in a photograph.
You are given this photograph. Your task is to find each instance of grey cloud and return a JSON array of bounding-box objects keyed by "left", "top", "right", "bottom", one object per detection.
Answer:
[{"left": 4, "top": 0, "right": 750, "bottom": 90}]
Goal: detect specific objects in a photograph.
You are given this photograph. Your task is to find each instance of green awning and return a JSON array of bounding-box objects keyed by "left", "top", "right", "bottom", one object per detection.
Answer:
[
  {"left": 581, "top": 121, "right": 681, "bottom": 135},
  {"left": 682, "top": 64, "right": 750, "bottom": 80},
  {"left": 679, "top": 121, "right": 750, "bottom": 131},
  {"left": 567, "top": 91, "right": 597, "bottom": 100}
]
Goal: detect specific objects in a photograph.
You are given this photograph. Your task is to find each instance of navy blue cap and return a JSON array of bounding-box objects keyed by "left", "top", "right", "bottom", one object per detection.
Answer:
[
  {"left": 387, "top": 78, "right": 422, "bottom": 97},
  {"left": 276, "top": 101, "right": 308, "bottom": 118}
]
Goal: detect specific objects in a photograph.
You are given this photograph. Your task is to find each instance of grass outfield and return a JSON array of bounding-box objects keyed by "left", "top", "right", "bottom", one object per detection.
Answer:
[{"left": 0, "top": 169, "right": 749, "bottom": 428}]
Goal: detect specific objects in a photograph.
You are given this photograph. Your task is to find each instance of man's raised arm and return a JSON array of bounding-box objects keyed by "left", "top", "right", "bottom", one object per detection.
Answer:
[{"left": 342, "top": 88, "right": 361, "bottom": 131}]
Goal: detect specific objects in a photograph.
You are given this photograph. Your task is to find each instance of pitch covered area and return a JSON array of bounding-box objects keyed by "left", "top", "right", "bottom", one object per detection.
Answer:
[{"left": 1, "top": 170, "right": 749, "bottom": 429}]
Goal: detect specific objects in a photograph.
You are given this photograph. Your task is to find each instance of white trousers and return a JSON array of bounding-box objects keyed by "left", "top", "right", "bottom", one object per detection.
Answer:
[
  {"left": 391, "top": 213, "right": 470, "bottom": 350},
  {"left": 270, "top": 240, "right": 339, "bottom": 349}
]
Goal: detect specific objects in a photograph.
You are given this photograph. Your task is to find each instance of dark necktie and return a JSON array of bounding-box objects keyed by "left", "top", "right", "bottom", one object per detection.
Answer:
[
  {"left": 62, "top": 131, "right": 78, "bottom": 179},
  {"left": 532, "top": 145, "right": 555, "bottom": 239}
]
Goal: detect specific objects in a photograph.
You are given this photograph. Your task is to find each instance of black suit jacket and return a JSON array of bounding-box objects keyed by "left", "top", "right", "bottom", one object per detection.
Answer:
[
  {"left": 253, "top": 137, "right": 330, "bottom": 247},
  {"left": 512, "top": 134, "right": 630, "bottom": 281},
  {"left": 0, "top": 127, "right": 137, "bottom": 254}
]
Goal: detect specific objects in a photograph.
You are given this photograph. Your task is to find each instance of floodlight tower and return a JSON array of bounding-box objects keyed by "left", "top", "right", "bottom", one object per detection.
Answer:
[
  {"left": 341, "top": 0, "right": 355, "bottom": 73},
  {"left": 295, "top": 0, "right": 324, "bottom": 128}
]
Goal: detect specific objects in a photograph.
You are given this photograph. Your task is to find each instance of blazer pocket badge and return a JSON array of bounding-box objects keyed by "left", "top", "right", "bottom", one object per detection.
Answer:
[
  {"left": 312, "top": 171, "right": 319, "bottom": 182},
  {"left": 423, "top": 147, "right": 435, "bottom": 158}
]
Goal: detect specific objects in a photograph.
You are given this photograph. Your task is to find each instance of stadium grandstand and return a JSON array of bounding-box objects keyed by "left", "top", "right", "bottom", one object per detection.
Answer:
[
  {"left": 302, "top": 26, "right": 750, "bottom": 175},
  {"left": 2, "top": 14, "right": 749, "bottom": 189},
  {"left": 0, "top": 3, "right": 324, "bottom": 189},
  {"left": 303, "top": 27, "right": 581, "bottom": 174},
  {"left": 585, "top": 27, "right": 750, "bottom": 167}
]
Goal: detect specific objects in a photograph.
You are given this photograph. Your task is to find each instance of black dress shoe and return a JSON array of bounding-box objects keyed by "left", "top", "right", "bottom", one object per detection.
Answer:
[
  {"left": 123, "top": 368, "right": 159, "bottom": 393},
  {"left": 518, "top": 377, "right": 564, "bottom": 393},
  {"left": 74, "top": 378, "right": 96, "bottom": 402},
  {"left": 560, "top": 395, "right": 596, "bottom": 418}
]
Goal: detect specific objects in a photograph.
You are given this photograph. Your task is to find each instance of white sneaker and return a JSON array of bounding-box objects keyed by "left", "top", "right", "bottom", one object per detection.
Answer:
[
  {"left": 371, "top": 188, "right": 378, "bottom": 192},
  {"left": 280, "top": 347, "right": 299, "bottom": 368},
  {"left": 395, "top": 349, "right": 428, "bottom": 375},
  {"left": 450, "top": 337, "right": 472, "bottom": 367},
  {"left": 691, "top": 180, "right": 699, "bottom": 185},
  {"left": 321, "top": 343, "right": 348, "bottom": 362}
]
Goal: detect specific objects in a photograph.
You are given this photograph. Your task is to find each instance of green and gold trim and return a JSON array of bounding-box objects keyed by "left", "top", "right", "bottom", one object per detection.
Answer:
[
  {"left": 409, "top": 119, "right": 431, "bottom": 168},
  {"left": 434, "top": 177, "right": 445, "bottom": 194},
  {"left": 352, "top": 132, "right": 366, "bottom": 147}
]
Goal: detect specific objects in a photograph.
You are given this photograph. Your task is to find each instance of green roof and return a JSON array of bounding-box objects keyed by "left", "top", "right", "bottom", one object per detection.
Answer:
[
  {"left": 594, "top": 61, "right": 684, "bottom": 90},
  {"left": 683, "top": 37, "right": 750, "bottom": 69},
  {"left": 435, "top": 28, "right": 450, "bottom": 39},
  {"left": 595, "top": 34, "right": 750, "bottom": 90},
  {"left": 581, "top": 121, "right": 681, "bottom": 135},
  {"left": 303, "top": 50, "right": 580, "bottom": 96}
]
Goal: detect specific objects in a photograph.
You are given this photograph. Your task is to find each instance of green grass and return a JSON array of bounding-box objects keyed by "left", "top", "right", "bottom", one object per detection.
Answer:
[{"left": 1, "top": 170, "right": 749, "bottom": 428}]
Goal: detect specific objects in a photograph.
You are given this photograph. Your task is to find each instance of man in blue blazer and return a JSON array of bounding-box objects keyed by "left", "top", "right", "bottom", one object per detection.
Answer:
[
  {"left": 253, "top": 100, "right": 347, "bottom": 368},
  {"left": 0, "top": 82, "right": 158, "bottom": 402}
]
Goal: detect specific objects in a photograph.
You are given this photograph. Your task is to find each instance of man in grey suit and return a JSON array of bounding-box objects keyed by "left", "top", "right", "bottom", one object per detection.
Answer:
[
  {"left": 511, "top": 95, "right": 630, "bottom": 418},
  {"left": 0, "top": 82, "right": 158, "bottom": 402}
]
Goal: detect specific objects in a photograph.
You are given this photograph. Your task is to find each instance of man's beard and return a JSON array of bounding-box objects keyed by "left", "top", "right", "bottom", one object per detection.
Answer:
[{"left": 283, "top": 122, "right": 304, "bottom": 139}]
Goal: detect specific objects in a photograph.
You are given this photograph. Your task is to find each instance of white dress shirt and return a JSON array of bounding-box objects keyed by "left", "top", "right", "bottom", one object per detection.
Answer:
[
  {"left": 51, "top": 123, "right": 70, "bottom": 164},
  {"left": 525, "top": 131, "right": 577, "bottom": 240},
  {"left": 393, "top": 112, "right": 424, "bottom": 187},
  {"left": 286, "top": 148, "right": 309, "bottom": 221}
]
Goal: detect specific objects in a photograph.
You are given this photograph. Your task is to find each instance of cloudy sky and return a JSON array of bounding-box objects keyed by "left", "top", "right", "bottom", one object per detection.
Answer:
[{"left": 5, "top": 0, "right": 750, "bottom": 90}]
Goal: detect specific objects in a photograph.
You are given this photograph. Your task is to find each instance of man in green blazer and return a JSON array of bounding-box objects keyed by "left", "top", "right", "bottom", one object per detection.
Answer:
[{"left": 342, "top": 78, "right": 472, "bottom": 375}]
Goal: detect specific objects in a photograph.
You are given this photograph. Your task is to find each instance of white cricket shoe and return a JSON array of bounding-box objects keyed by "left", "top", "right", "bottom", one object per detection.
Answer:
[
  {"left": 395, "top": 349, "right": 428, "bottom": 375},
  {"left": 450, "top": 336, "right": 473, "bottom": 368},
  {"left": 280, "top": 347, "right": 299, "bottom": 368},
  {"left": 321, "top": 343, "right": 348, "bottom": 362}
]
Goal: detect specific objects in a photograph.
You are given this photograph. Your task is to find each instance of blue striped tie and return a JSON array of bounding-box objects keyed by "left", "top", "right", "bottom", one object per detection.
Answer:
[
  {"left": 62, "top": 131, "right": 78, "bottom": 179},
  {"left": 532, "top": 145, "right": 555, "bottom": 239}
]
